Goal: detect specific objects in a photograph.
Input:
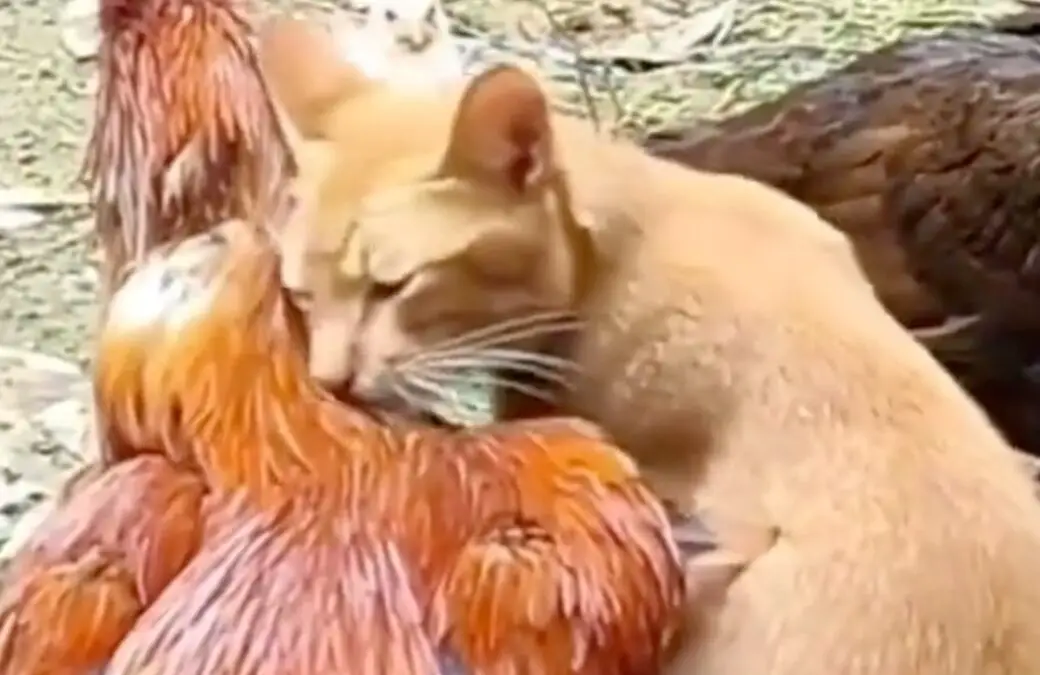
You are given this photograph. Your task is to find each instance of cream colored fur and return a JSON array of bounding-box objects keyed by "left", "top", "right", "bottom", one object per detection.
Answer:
[{"left": 258, "top": 16, "right": 1040, "bottom": 675}]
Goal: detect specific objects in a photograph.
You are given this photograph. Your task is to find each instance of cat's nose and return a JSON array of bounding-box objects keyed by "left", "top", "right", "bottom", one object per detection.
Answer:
[{"left": 308, "top": 336, "right": 357, "bottom": 392}]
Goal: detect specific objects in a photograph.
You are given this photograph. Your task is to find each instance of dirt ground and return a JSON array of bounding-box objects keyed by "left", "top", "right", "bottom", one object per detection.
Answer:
[{"left": 0, "top": 0, "right": 1026, "bottom": 551}]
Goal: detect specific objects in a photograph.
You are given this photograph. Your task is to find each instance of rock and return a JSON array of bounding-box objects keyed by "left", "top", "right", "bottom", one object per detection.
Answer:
[
  {"left": 0, "top": 477, "right": 52, "bottom": 561},
  {"left": 59, "top": 0, "right": 100, "bottom": 61},
  {"left": 0, "top": 344, "right": 88, "bottom": 558},
  {"left": 0, "top": 206, "right": 44, "bottom": 231}
]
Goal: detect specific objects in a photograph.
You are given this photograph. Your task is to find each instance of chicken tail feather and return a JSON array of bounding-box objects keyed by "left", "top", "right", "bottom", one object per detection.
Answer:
[{"left": 429, "top": 419, "right": 685, "bottom": 675}]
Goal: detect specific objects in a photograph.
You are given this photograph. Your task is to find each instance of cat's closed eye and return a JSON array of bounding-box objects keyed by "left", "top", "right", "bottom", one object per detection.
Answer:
[
  {"left": 368, "top": 279, "right": 408, "bottom": 300},
  {"left": 286, "top": 287, "right": 315, "bottom": 311}
]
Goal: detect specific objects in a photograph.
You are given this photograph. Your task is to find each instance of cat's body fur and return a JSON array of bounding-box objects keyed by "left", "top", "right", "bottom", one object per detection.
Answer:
[
  {"left": 572, "top": 153, "right": 1040, "bottom": 674},
  {"left": 259, "top": 18, "right": 1040, "bottom": 674}
]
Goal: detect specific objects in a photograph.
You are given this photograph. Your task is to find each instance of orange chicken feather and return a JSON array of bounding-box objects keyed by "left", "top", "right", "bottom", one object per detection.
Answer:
[
  {"left": 0, "top": 455, "right": 206, "bottom": 674},
  {"left": 82, "top": 0, "right": 294, "bottom": 308},
  {"left": 80, "top": 219, "right": 685, "bottom": 673},
  {"left": 109, "top": 489, "right": 445, "bottom": 674}
]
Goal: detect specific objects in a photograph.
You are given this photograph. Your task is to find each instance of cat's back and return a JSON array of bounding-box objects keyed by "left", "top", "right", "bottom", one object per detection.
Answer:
[{"left": 569, "top": 166, "right": 1040, "bottom": 674}]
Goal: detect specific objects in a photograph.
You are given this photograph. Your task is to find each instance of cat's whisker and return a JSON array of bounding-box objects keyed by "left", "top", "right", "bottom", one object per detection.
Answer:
[
  {"left": 390, "top": 373, "right": 454, "bottom": 412},
  {"left": 419, "top": 311, "right": 583, "bottom": 355},
  {"left": 405, "top": 354, "right": 575, "bottom": 391},
  {"left": 404, "top": 346, "right": 579, "bottom": 374},
  {"left": 434, "top": 318, "right": 583, "bottom": 354},
  {"left": 409, "top": 368, "right": 562, "bottom": 407},
  {"left": 420, "top": 310, "right": 577, "bottom": 351},
  {"left": 392, "top": 374, "right": 489, "bottom": 425},
  {"left": 402, "top": 346, "right": 578, "bottom": 388},
  {"left": 471, "top": 373, "right": 563, "bottom": 406},
  {"left": 389, "top": 378, "right": 452, "bottom": 420},
  {"left": 476, "top": 348, "right": 580, "bottom": 371}
]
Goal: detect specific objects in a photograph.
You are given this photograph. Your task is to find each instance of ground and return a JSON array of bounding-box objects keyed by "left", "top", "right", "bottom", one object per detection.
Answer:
[{"left": 0, "top": 0, "right": 1025, "bottom": 552}]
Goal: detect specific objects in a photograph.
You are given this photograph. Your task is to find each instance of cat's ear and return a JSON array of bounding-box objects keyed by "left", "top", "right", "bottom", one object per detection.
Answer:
[
  {"left": 257, "top": 16, "right": 371, "bottom": 140},
  {"left": 441, "top": 65, "right": 554, "bottom": 192}
]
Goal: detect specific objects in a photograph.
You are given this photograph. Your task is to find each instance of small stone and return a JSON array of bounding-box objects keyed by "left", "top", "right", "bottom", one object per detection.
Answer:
[
  {"left": 0, "top": 206, "right": 44, "bottom": 232},
  {"left": 0, "top": 500, "right": 28, "bottom": 517}
]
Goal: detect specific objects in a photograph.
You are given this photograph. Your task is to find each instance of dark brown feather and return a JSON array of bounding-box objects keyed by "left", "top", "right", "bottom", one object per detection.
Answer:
[{"left": 83, "top": 0, "right": 294, "bottom": 308}]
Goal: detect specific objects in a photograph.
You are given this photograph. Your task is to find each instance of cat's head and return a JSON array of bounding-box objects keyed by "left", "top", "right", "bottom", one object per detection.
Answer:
[{"left": 259, "top": 17, "right": 593, "bottom": 414}]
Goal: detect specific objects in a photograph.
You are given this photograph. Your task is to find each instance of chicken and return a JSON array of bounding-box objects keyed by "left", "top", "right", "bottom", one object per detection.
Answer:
[
  {"left": 643, "top": 11, "right": 1040, "bottom": 456},
  {"left": 82, "top": 0, "right": 294, "bottom": 312},
  {"left": 0, "top": 456, "right": 206, "bottom": 674},
  {"left": 1, "top": 219, "right": 682, "bottom": 673}
]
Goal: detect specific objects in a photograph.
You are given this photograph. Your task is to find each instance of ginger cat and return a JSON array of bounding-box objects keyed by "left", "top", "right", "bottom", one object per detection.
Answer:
[{"left": 259, "top": 17, "right": 1040, "bottom": 675}]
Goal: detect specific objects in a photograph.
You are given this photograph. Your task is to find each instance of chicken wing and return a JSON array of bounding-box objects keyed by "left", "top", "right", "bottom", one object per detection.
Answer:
[
  {"left": 107, "top": 490, "right": 444, "bottom": 675},
  {"left": 0, "top": 456, "right": 206, "bottom": 674}
]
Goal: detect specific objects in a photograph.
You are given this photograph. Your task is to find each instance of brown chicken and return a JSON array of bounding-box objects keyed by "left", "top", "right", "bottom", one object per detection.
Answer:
[
  {"left": 644, "top": 12, "right": 1040, "bottom": 456},
  {"left": 0, "top": 456, "right": 206, "bottom": 673},
  {"left": 82, "top": 0, "right": 294, "bottom": 311},
  {"left": 1, "top": 220, "right": 684, "bottom": 674}
]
